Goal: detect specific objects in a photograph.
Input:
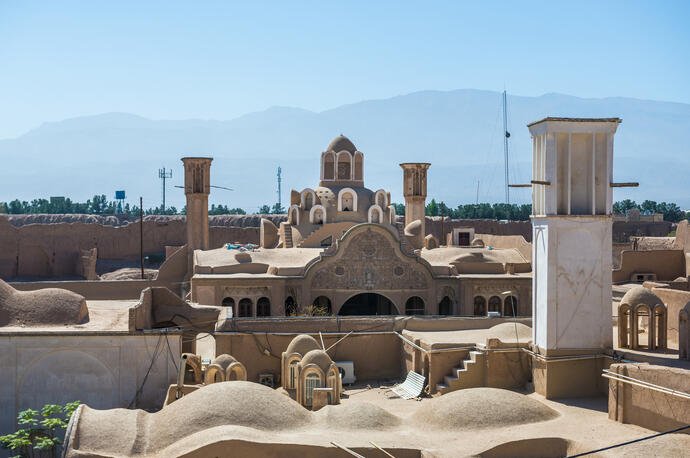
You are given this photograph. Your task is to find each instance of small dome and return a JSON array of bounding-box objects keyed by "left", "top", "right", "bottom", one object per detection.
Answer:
[
  {"left": 471, "top": 238, "right": 485, "bottom": 247},
  {"left": 211, "top": 354, "right": 237, "bottom": 370},
  {"left": 327, "top": 135, "right": 357, "bottom": 154},
  {"left": 299, "top": 349, "right": 334, "bottom": 373},
  {"left": 620, "top": 286, "right": 664, "bottom": 309},
  {"left": 285, "top": 334, "right": 321, "bottom": 356}
]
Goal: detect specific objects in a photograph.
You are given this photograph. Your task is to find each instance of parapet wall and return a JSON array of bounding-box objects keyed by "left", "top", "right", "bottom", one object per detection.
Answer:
[{"left": 612, "top": 249, "right": 686, "bottom": 283}]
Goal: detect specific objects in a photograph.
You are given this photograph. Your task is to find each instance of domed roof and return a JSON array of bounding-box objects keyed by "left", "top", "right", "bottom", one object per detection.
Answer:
[
  {"left": 299, "top": 349, "right": 334, "bottom": 373},
  {"left": 327, "top": 135, "right": 357, "bottom": 154},
  {"left": 620, "top": 286, "right": 664, "bottom": 309},
  {"left": 211, "top": 354, "right": 237, "bottom": 369},
  {"left": 285, "top": 334, "right": 321, "bottom": 356}
]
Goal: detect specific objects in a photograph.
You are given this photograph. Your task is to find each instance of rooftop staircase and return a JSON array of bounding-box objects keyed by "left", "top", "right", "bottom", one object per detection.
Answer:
[
  {"left": 280, "top": 222, "right": 294, "bottom": 248},
  {"left": 435, "top": 350, "right": 486, "bottom": 395}
]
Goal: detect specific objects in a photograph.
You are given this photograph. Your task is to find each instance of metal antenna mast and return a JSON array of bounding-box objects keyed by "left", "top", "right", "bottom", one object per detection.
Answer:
[
  {"left": 277, "top": 166, "right": 282, "bottom": 210},
  {"left": 158, "top": 167, "right": 173, "bottom": 212},
  {"left": 502, "top": 90, "right": 510, "bottom": 204}
]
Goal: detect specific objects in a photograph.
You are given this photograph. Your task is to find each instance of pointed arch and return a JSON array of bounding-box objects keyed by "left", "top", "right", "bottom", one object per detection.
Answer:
[
  {"left": 368, "top": 204, "right": 384, "bottom": 224},
  {"left": 337, "top": 188, "right": 358, "bottom": 212}
]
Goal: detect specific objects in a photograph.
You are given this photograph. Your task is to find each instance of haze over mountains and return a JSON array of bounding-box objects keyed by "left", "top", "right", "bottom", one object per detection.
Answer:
[{"left": 1, "top": 89, "right": 688, "bottom": 211}]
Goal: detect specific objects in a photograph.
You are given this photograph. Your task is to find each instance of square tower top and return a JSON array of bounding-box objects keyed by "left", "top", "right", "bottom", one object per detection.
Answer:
[{"left": 527, "top": 117, "right": 621, "bottom": 217}]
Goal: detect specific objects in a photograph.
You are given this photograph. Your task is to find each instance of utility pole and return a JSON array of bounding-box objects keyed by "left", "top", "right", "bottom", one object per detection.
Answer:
[
  {"left": 158, "top": 167, "right": 173, "bottom": 213},
  {"left": 139, "top": 196, "right": 144, "bottom": 279},
  {"left": 277, "top": 166, "right": 282, "bottom": 211}
]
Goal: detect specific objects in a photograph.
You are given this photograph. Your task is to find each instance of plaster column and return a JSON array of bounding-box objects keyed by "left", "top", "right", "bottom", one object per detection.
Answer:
[
  {"left": 182, "top": 157, "right": 213, "bottom": 277},
  {"left": 400, "top": 163, "right": 430, "bottom": 235},
  {"left": 528, "top": 118, "right": 621, "bottom": 398}
]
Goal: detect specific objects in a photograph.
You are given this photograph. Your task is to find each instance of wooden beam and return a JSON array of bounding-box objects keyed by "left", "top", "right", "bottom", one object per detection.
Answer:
[
  {"left": 610, "top": 182, "right": 639, "bottom": 188},
  {"left": 508, "top": 184, "right": 532, "bottom": 188},
  {"left": 531, "top": 180, "right": 552, "bottom": 186}
]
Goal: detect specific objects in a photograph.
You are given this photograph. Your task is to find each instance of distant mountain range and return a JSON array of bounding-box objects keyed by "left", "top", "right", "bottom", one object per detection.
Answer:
[{"left": 1, "top": 89, "right": 688, "bottom": 211}]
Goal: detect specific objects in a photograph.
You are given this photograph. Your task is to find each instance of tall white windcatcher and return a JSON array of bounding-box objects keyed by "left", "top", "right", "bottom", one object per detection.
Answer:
[{"left": 528, "top": 117, "right": 621, "bottom": 397}]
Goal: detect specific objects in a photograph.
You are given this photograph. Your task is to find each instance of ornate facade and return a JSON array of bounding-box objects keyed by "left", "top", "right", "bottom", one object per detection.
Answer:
[{"left": 190, "top": 135, "right": 532, "bottom": 317}]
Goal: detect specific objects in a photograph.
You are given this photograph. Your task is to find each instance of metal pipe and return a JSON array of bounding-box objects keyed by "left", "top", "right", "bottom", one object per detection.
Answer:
[{"left": 602, "top": 370, "right": 690, "bottom": 400}]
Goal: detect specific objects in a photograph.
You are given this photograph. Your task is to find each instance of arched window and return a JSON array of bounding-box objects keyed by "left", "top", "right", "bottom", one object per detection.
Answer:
[
  {"left": 388, "top": 205, "right": 396, "bottom": 224},
  {"left": 504, "top": 296, "right": 518, "bottom": 316},
  {"left": 222, "top": 297, "right": 235, "bottom": 309},
  {"left": 405, "top": 296, "right": 425, "bottom": 315},
  {"left": 438, "top": 296, "right": 451, "bottom": 315},
  {"left": 312, "top": 296, "right": 332, "bottom": 315},
  {"left": 634, "top": 305, "right": 651, "bottom": 349},
  {"left": 488, "top": 296, "right": 502, "bottom": 315},
  {"left": 257, "top": 297, "right": 271, "bottom": 317},
  {"left": 238, "top": 298, "right": 252, "bottom": 317},
  {"left": 354, "top": 152, "right": 363, "bottom": 181},
  {"left": 337, "top": 152, "right": 351, "bottom": 180},
  {"left": 473, "top": 296, "right": 487, "bottom": 316},
  {"left": 323, "top": 153, "right": 335, "bottom": 180},
  {"left": 288, "top": 359, "right": 299, "bottom": 389},
  {"left": 618, "top": 304, "right": 631, "bottom": 348},
  {"left": 285, "top": 296, "right": 297, "bottom": 316},
  {"left": 654, "top": 305, "right": 667, "bottom": 350},
  {"left": 304, "top": 372, "right": 321, "bottom": 407}
]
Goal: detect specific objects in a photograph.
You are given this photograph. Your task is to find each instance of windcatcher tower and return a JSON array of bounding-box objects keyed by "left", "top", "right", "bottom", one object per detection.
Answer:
[
  {"left": 182, "top": 157, "right": 213, "bottom": 265},
  {"left": 528, "top": 117, "right": 621, "bottom": 398},
  {"left": 400, "top": 163, "right": 430, "bottom": 235}
]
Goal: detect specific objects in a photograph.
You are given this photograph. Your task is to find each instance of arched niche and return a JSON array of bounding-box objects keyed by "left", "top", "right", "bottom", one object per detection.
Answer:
[
  {"left": 300, "top": 189, "right": 316, "bottom": 210},
  {"left": 474, "top": 296, "right": 487, "bottom": 316},
  {"left": 310, "top": 205, "right": 327, "bottom": 224},
  {"left": 504, "top": 296, "right": 518, "bottom": 316},
  {"left": 405, "top": 296, "right": 425, "bottom": 315},
  {"left": 488, "top": 296, "right": 502, "bottom": 315},
  {"left": 374, "top": 189, "right": 388, "bottom": 209},
  {"left": 387, "top": 204, "right": 396, "bottom": 224},
  {"left": 337, "top": 188, "right": 358, "bottom": 212},
  {"left": 368, "top": 204, "right": 383, "bottom": 224},
  {"left": 288, "top": 205, "right": 300, "bottom": 225},
  {"left": 238, "top": 298, "right": 253, "bottom": 317},
  {"left": 257, "top": 297, "right": 271, "bottom": 317}
]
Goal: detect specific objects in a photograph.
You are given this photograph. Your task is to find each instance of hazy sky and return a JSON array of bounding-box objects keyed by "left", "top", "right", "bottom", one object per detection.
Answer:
[{"left": 1, "top": 0, "right": 689, "bottom": 139}]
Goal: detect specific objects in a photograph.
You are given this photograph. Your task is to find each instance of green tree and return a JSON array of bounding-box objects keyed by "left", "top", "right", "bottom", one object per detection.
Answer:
[
  {"left": 613, "top": 199, "right": 638, "bottom": 215},
  {"left": 0, "top": 401, "right": 81, "bottom": 457},
  {"left": 640, "top": 199, "right": 658, "bottom": 215},
  {"left": 271, "top": 203, "right": 285, "bottom": 214},
  {"left": 391, "top": 203, "right": 405, "bottom": 215},
  {"left": 426, "top": 198, "right": 439, "bottom": 216},
  {"left": 258, "top": 205, "right": 271, "bottom": 214}
]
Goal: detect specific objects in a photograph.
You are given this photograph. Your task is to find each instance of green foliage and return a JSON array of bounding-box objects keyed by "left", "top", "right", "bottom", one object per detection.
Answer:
[
  {"left": 391, "top": 202, "right": 405, "bottom": 215},
  {"left": 271, "top": 203, "right": 285, "bottom": 214},
  {"left": 209, "top": 204, "right": 246, "bottom": 215},
  {"left": 0, "top": 401, "right": 81, "bottom": 457},
  {"left": 258, "top": 204, "right": 271, "bottom": 214},
  {"left": 422, "top": 200, "right": 532, "bottom": 221},
  {"left": 612, "top": 199, "right": 688, "bottom": 223}
]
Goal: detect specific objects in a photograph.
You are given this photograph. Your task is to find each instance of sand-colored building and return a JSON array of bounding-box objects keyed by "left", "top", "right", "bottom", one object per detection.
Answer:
[{"left": 190, "top": 136, "right": 532, "bottom": 317}]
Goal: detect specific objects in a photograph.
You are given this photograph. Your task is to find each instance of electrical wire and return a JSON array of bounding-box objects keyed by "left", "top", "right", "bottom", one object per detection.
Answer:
[{"left": 566, "top": 424, "right": 690, "bottom": 457}]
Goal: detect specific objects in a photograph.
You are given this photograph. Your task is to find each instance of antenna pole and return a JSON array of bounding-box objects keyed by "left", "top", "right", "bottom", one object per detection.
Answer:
[
  {"left": 139, "top": 196, "right": 144, "bottom": 280},
  {"left": 503, "top": 90, "right": 510, "bottom": 204},
  {"left": 476, "top": 180, "right": 480, "bottom": 206},
  {"left": 277, "top": 166, "right": 282, "bottom": 210},
  {"left": 158, "top": 167, "right": 173, "bottom": 213}
]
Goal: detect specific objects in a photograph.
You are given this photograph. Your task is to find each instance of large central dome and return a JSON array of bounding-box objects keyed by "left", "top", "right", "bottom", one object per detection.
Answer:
[{"left": 327, "top": 135, "right": 357, "bottom": 154}]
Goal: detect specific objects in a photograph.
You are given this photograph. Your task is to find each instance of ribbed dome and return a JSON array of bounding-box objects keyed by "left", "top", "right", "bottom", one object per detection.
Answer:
[
  {"left": 620, "top": 286, "right": 664, "bottom": 309},
  {"left": 285, "top": 334, "right": 321, "bottom": 356},
  {"left": 299, "top": 349, "right": 334, "bottom": 373},
  {"left": 327, "top": 135, "right": 357, "bottom": 154}
]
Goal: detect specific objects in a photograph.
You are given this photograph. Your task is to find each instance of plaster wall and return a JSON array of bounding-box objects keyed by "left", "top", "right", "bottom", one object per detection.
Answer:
[
  {"left": 613, "top": 249, "right": 685, "bottom": 283},
  {"left": 0, "top": 333, "right": 179, "bottom": 439},
  {"left": 532, "top": 217, "right": 613, "bottom": 351},
  {"left": 649, "top": 286, "right": 690, "bottom": 344},
  {"left": 608, "top": 363, "right": 690, "bottom": 432}
]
